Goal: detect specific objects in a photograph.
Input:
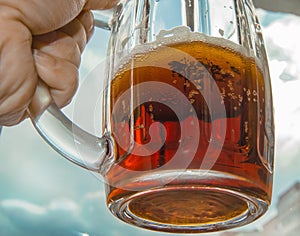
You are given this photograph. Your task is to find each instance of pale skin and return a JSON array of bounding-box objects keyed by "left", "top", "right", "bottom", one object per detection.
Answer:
[{"left": 0, "top": 0, "right": 119, "bottom": 126}]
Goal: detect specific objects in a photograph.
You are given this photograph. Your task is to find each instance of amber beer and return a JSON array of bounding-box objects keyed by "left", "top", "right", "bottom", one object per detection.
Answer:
[{"left": 106, "top": 35, "right": 273, "bottom": 232}]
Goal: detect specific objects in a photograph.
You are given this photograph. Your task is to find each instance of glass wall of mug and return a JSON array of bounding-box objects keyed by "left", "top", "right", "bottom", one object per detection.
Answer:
[{"left": 100, "top": 0, "right": 275, "bottom": 233}]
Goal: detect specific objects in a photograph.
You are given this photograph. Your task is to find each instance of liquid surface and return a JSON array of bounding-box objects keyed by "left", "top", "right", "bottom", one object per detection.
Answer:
[{"left": 128, "top": 188, "right": 248, "bottom": 225}]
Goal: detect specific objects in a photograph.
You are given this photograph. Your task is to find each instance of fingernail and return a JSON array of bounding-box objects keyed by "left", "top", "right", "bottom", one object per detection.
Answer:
[{"left": 80, "top": 10, "right": 94, "bottom": 32}]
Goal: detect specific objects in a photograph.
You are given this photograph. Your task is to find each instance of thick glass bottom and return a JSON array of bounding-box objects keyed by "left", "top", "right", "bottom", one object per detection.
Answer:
[{"left": 107, "top": 170, "right": 270, "bottom": 233}]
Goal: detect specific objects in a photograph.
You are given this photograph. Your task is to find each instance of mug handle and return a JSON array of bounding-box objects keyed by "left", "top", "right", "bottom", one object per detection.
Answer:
[{"left": 27, "top": 9, "right": 115, "bottom": 174}]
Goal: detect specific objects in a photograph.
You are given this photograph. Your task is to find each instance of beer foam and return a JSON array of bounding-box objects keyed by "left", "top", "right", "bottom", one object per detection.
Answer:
[
  {"left": 156, "top": 26, "right": 248, "bottom": 55},
  {"left": 115, "top": 26, "right": 263, "bottom": 75}
]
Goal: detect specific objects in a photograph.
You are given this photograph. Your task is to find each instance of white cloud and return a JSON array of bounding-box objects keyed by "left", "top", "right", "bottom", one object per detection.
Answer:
[
  {"left": 0, "top": 194, "right": 141, "bottom": 236},
  {"left": 83, "top": 191, "right": 106, "bottom": 200},
  {"left": 1, "top": 200, "right": 46, "bottom": 215},
  {"left": 48, "top": 199, "right": 79, "bottom": 212},
  {"left": 253, "top": 11, "right": 300, "bottom": 170},
  {"left": 263, "top": 13, "right": 300, "bottom": 82},
  {"left": 0, "top": 199, "right": 86, "bottom": 236}
]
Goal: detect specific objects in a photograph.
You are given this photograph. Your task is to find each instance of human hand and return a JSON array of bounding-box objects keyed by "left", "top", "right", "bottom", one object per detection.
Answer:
[{"left": 0, "top": 0, "right": 119, "bottom": 126}]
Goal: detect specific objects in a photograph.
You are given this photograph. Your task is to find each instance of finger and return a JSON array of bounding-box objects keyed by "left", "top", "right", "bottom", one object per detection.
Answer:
[
  {"left": 32, "top": 30, "right": 82, "bottom": 67},
  {"left": 84, "top": 0, "right": 120, "bottom": 10},
  {"left": 60, "top": 10, "right": 94, "bottom": 52},
  {"left": 33, "top": 49, "right": 79, "bottom": 108},
  {"left": 76, "top": 10, "right": 95, "bottom": 44},
  {"left": 0, "top": 0, "right": 86, "bottom": 34},
  {"left": 32, "top": 10, "right": 94, "bottom": 66},
  {"left": 0, "top": 20, "right": 37, "bottom": 126},
  {"left": 0, "top": 106, "right": 29, "bottom": 126},
  {"left": 0, "top": 0, "right": 119, "bottom": 35}
]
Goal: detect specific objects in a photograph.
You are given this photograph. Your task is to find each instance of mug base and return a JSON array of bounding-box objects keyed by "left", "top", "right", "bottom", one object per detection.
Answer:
[{"left": 107, "top": 170, "right": 270, "bottom": 233}]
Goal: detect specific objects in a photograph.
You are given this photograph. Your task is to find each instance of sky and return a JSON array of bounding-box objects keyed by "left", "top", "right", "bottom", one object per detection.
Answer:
[{"left": 1, "top": 7, "right": 300, "bottom": 236}]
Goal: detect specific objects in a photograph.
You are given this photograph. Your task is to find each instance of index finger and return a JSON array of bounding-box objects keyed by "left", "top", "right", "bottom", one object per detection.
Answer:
[
  {"left": 84, "top": 0, "right": 120, "bottom": 10},
  {"left": 0, "top": 0, "right": 119, "bottom": 35}
]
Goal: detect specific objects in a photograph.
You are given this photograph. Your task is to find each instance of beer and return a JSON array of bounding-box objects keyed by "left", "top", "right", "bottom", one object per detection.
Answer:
[{"left": 105, "top": 33, "right": 273, "bottom": 232}]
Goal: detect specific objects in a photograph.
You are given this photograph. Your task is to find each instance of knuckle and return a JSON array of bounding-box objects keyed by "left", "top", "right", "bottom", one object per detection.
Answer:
[{"left": 33, "top": 31, "right": 81, "bottom": 67}]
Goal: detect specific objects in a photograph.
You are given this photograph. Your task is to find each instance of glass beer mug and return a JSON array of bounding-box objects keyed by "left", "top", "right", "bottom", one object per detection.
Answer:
[{"left": 29, "top": 0, "right": 274, "bottom": 233}]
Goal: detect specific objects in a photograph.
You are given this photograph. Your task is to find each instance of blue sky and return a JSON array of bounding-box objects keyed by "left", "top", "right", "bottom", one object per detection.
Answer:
[{"left": 1, "top": 8, "right": 300, "bottom": 236}]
